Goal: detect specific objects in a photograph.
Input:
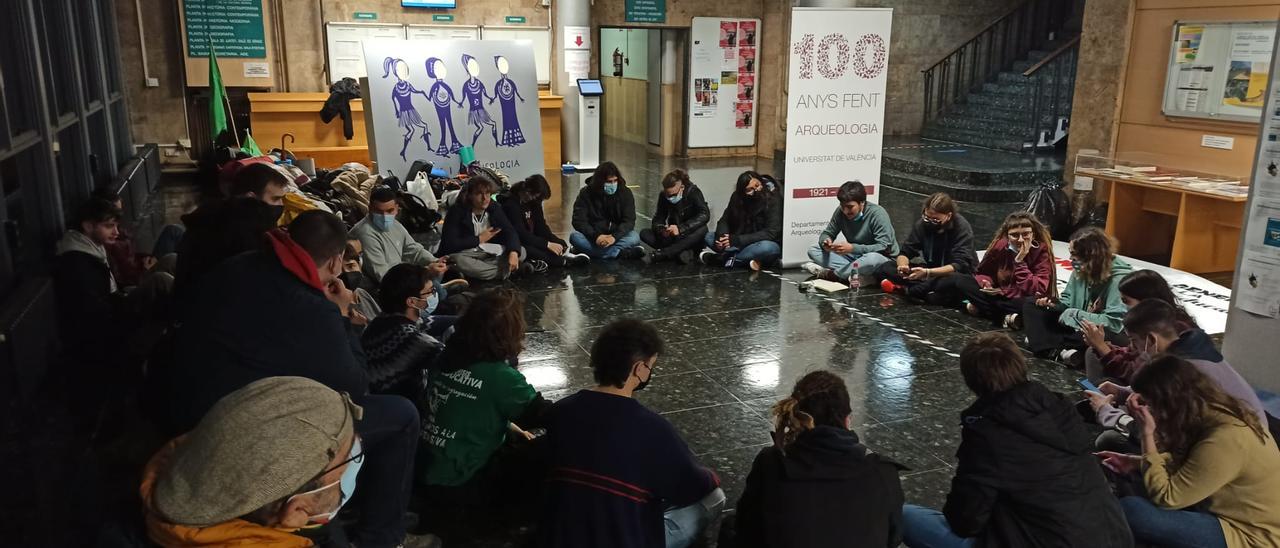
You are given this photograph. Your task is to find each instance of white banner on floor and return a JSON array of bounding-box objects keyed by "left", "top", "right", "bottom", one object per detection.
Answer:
[
  {"left": 981, "top": 242, "right": 1232, "bottom": 334},
  {"left": 781, "top": 8, "right": 892, "bottom": 266}
]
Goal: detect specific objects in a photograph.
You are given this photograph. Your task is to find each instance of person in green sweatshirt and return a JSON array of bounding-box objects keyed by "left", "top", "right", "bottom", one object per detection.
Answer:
[
  {"left": 419, "top": 288, "right": 552, "bottom": 539},
  {"left": 1022, "top": 227, "right": 1132, "bottom": 365},
  {"left": 801, "top": 181, "right": 899, "bottom": 287}
]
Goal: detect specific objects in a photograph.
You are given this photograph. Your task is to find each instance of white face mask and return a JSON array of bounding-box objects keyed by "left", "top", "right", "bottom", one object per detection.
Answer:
[{"left": 286, "top": 438, "right": 363, "bottom": 525}]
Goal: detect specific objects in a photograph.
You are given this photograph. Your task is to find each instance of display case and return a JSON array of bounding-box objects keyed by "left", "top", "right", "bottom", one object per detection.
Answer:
[
  {"left": 1074, "top": 152, "right": 1249, "bottom": 274},
  {"left": 1075, "top": 151, "right": 1250, "bottom": 199}
]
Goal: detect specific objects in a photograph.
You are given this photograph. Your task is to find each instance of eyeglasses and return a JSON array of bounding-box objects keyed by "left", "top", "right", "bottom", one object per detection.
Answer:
[
  {"left": 303, "top": 437, "right": 365, "bottom": 487},
  {"left": 921, "top": 213, "right": 946, "bottom": 225},
  {"left": 1007, "top": 230, "right": 1034, "bottom": 240}
]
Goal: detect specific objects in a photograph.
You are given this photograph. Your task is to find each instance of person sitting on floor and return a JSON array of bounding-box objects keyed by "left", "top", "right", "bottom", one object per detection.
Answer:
[
  {"left": 702, "top": 170, "right": 783, "bottom": 271},
  {"left": 1087, "top": 299, "right": 1268, "bottom": 445},
  {"left": 902, "top": 332, "right": 1132, "bottom": 548},
  {"left": 168, "top": 210, "right": 420, "bottom": 548},
  {"left": 876, "top": 192, "right": 976, "bottom": 303},
  {"left": 340, "top": 239, "right": 378, "bottom": 329},
  {"left": 801, "top": 180, "right": 898, "bottom": 288},
  {"left": 730, "top": 370, "right": 904, "bottom": 548},
  {"left": 361, "top": 263, "right": 450, "bottom": 402},
  {"left": 947, "top": 211, "right": 1056, "bottom": 328},
  {"left": 538, "top": 318, "right": 724, "bottom": 548},
  {"left": 91, "top": 185, "right": 181, "bottom": 286},
  {"left": 1021, "top": 227, "right": 1132, "bottom": 364},
  {"left": 350, "top": 186, "right": 466, "bottom": 300},
  {"left": 640, "top": 169, "right": 710, "bottom": 264},
  {"left": 569, "top": 161, "right": 644, "bottom": 260},
  {"left": 440, "top": 175, "right": 545, "bottom": 279},
  {"left": 420, "top": 288, "right": 552, "bottom": 538},
  {"left": 141, "top": 377, "right": 366, "bottom": 548},
  {"left": 1097, "top": 355, "right": 1280, "bottom": 548},
  {"left": 174, "top": 163, "right": 289, "bottom": 309},
  {"left": 497, "top": 174, "right": 589, "bottom": 268},
  {"left": 1080, "top": 269, "right": 1197, "bottom": 384}
]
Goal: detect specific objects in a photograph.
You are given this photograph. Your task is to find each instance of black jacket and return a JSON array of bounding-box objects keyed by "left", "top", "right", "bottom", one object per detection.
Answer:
[
  {"left": 438, "top": 200, "right": 522, "bottom": 257},
  {"left": 900, "top": 213, "right": 977, "bottom": 274},
  {"left": 572, "top": 177, "right": 637, "bottom": 240},
  {"left": 944, "top": 382, "right": 1133, "bottom": 548},
  {"left": 497, "top": 192, "right": 566, "bottom": 251},
  {"left": 320, "top": 77, "right": 362, "bottom": 140},
  {"left": 52, "top": 244, "right": 123, "bottom": 361},
  {"left": 734, "top": 426, "right": 903, "bottom": 548},
  {"left": 651, "top": 183, "right": 710, "bottom": 235},
  {"left": 168, "top": 247, "right": 368, "bottom": 433},
  {"left": 174, "top": 197, "right": 278, "bottom": 314},
  {"left": 714, "top": 192, "right": 782, "bottom": 248}
]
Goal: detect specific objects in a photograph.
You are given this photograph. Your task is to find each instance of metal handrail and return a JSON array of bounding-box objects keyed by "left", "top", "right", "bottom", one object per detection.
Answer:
[
  {"left": 921, "top": 0, "right": 1072, "bottom": 127},
  {"left": 1022, "top": 35, "right": 1082, "bottom": 76}
]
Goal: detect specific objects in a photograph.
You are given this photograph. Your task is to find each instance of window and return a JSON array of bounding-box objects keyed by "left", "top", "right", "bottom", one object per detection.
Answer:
[
  {"left": 76, "top": 1, "right": 105, "bottom": 107},
  {"left": 37, "top": 0, "right": 80, "bottom": 123},
  {"left": 0, "top": 1, "right": 40, "bottom": 144}
]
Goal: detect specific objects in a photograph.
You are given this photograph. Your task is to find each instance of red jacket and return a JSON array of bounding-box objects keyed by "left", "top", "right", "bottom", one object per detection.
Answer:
[{"left": 974, "top": 239, "right": 1055, "bottom": 300}]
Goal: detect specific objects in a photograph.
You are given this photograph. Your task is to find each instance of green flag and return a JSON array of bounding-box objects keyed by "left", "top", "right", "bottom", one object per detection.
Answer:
[
  {"left": 209, "top": 44, "right": 228, "bottom": 143},
  {"left": 241, "top": 130, "right": 263, "bottom": 157}
]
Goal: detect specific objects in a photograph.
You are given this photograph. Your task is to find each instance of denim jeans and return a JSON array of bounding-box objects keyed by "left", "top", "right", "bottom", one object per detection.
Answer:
[
  {"left": 664, "top": 488, "right": 726, "bottom": 548},
  {"left": 348, "top": 394, "right": 420, "bottom": 548},
  {"left": 569, "top": 230, "right": 641, "bottom": 260},
  {"left": 901, "top": 504, "right": 976, "bottom": 548},
  {"left": 806, "top": 244, "right": 891, "bottom": 278},
  {"left": 703, "top": 233, "right": 782, "bottom": 267},
  {"left": 1120, "top": 496, "right": 1227, "bottom": 548}
]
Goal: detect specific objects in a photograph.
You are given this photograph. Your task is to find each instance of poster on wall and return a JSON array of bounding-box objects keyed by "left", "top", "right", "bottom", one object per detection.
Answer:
[
  {"left": 781, "top": 7, "right": 892, "bottom": 266},
  {"left": 1163, "top": 20, "right": 1275, "bottom": 123},
  {"left": 361, "top": 40, "right": 544, "bottom": 180},
  {"left": 688, "top": 17, "right": 761, "bottom": 148}
]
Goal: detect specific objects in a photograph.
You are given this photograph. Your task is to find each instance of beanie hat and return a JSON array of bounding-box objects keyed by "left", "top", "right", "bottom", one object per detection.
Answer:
[{"left": 153, "top": 377, "right": 362, "bottom": 526}]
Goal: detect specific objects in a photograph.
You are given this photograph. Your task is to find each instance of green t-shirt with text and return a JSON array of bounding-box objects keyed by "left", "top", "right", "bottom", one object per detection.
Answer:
[{"left": 421, "top": 360, "right": 537, "bottom": 486}]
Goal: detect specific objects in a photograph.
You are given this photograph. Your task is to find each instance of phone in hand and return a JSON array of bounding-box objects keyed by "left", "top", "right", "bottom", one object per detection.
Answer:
[
  {"left": 1078, "top": 378, "right": 1100, "bottom": 393},
  {"left": 979, "top": 287, "right": 1002, "bottom": 295}
]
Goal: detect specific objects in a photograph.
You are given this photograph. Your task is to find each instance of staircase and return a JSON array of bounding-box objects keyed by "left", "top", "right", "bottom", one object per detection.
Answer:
[
  {"left": 922, "top": 41, "right": 1078, "bottom": 152},
  {"left": 919, "top": 0, "right": 1081, "bottom": 153}
]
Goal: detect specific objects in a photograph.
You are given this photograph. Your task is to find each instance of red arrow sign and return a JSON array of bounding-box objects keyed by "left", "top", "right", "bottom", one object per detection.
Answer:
[{"left": 574, "top": 35, "right": 583, "bottom": 47}]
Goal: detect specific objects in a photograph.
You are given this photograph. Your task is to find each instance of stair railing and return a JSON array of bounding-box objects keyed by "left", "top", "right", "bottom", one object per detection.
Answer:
[
  {"left": 921, "top": 0, "right": 1072, "bottom": 125},
  {"left": 1022, "top": 35, "right": 1080, "bottom": 150}
]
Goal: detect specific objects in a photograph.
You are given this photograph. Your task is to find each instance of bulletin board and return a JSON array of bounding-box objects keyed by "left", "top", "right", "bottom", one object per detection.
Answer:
[
  {"left": 180, "top": 0, "right": 278, "bottom": 87},
  {"left": 326, "top": 22, "right": 408, "bottom": 82},
  {"left": 481, "top": 26, "right": 553, "bottom": 85},
  {"left": 687, "top": 17, "right": 760, "bottom": 148},
  {"left": 1162, "top": 20, "right": 1276, "bottom": 124}
]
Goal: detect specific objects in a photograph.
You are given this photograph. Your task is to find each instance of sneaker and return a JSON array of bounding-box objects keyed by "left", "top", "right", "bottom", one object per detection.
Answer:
[
  {"left": 527, "top": 259, "right": 549, "bottom": 273},
  {"left": 564, "top": 252, "right": 590, "bottom": 266},
  {"left": 1003, "top": 313, "right": 1023, "bottom": 330},
  {"left": 800, "top": 261, "right": 826, "bottom": 277},
  {"left": 641, "top": 249, "right": 657, "bottom": 264},
  {"left": 1059, "top": 348, "right": 1079, "bottom": 363},
  {"left": 699, "top": 250, "right": 720, "bottom": 266},
  {"left": 749, "top": 259, "right": 763, "bottom": 272},
  {"left": 677, "top": 249, "right": 696, "bottom": 265},
  {"left": 964, "top": 302, "right": 978, "bottom": 316},
  {"left": 619, "top": 247, "right": 645, "bottom": 260},
  {"left": 441, "top": 278, "right": 470, "bottom": 293}
]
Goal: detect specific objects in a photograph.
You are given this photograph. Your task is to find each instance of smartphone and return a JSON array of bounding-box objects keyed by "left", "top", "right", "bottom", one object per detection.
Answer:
[
  {"left": 979, "top": 287, "right": 1002, "bottom": 295},
  {"left": 1078, "top": 378, "right": 1100, "bottom": 392}
]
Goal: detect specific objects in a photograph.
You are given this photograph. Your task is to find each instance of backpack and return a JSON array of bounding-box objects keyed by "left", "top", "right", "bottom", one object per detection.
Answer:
[{"left": 397, "top": 191, "right": 442, "bottom": 234}]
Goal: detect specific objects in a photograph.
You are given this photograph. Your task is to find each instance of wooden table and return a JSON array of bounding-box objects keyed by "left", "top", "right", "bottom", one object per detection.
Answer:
[
  {"left": 249, "top": 92, "right": 564, "bottom": 171},
  {"left": 1091, "top": 173, "right": 1247, "bottom": 274}
]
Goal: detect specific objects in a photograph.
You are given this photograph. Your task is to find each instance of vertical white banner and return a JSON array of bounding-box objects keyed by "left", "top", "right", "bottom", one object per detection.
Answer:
[{"left": 782, "top": 8, "right": 892, "bottom": 266}]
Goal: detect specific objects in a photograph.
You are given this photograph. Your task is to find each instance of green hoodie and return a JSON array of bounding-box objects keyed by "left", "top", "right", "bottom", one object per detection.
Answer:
[{"left": 1056, "top": 256, "right": 1133, "bottom": 333}]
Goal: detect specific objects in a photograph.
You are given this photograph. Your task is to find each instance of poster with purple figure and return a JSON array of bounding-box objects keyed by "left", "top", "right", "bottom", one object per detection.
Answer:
[{"left": 362, "top": 39, "right": 543, "bottom": 179}]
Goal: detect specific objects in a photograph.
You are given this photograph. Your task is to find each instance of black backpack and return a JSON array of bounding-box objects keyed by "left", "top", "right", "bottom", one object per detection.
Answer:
[{"left": 397, "top": 191, "right": 441, "bottom": 234}]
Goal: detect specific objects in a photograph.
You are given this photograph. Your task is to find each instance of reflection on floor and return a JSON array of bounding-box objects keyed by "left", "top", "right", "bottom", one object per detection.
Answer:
[{"left": 441, "top": 139, "right": 1076, "bottom": 546}]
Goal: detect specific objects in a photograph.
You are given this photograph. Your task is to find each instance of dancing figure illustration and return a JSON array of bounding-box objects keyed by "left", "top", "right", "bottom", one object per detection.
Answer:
[
  {"left": 459, "top": 54, "right": 499, "bottom": 148},
  {"left": 425, "top": 57, "right": 463, "bottom": 157},
  {"left": 383, "top": 57, "right": 431, "bottom": 160},
  {"left": 490, "top": 56, "right": 526, "bottom": 147}
]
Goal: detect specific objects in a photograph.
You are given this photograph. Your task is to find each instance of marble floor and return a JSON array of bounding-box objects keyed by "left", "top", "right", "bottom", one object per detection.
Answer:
[{"left": 434, "top": 138, "right": 1084, "bottom": 546}]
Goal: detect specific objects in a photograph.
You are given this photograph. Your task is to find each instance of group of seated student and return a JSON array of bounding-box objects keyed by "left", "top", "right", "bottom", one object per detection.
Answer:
[{"left": 51, "top": 159, "right": 1280, "bottom": 548}]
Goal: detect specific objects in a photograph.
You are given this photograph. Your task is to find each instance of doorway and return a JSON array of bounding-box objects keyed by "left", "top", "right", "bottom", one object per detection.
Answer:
[{"left": 598, "top": 28, "right": 684, "bottom": 152}]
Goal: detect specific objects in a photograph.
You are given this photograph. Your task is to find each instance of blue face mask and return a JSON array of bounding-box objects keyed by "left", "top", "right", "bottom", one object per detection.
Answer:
[
  {"left": 603, "top": 182, "right": 619, "bottom": 195},
  {"left": 667, "top": 193, "right": 682, "bottom": 204},
  {"left": 1071, "top": 259, "right": 1082, "bottom": 270},
  {"left": 290, "top": 437, "right": 363, "bottom": 524},
  {"left": 854, "top": 211, "right": 865, "bottom": 222},
  {"left": 424, "top": 292, "right": 439, "bottom": 315},
  {"left": 372, "top": 213, "right": 396, "bottom": 232},
  {"left": 764, "top": 180, "right": 776, "bottom": 192},
  {"left": 1008, "top": 242, "right": 1017, "bottom": 252}
]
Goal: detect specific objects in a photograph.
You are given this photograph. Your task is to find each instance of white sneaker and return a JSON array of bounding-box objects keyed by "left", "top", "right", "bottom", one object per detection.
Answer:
[
  {"left": 1059, "top": 348, "right": 1079, "bottom": 362},
  {"left": 801, "top": 262, "right": 825, "bottom": 277},
  {"left": 564, "top": 252, "right": 590, "bottom": 266}
]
